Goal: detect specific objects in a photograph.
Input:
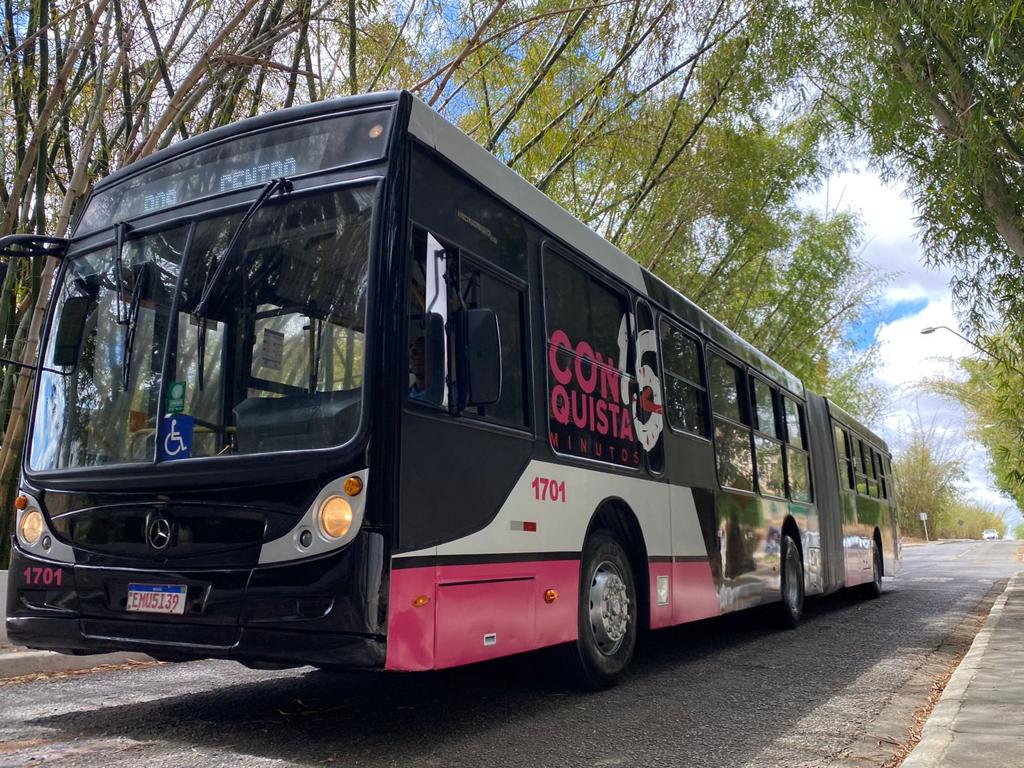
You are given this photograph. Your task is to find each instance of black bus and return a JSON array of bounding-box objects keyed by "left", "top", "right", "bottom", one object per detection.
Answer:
[{"left": 5, "top": 90, "right": 898, "bottom": 687}]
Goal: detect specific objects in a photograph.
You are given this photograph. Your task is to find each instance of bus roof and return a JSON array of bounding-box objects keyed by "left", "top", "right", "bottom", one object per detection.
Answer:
[
  {"left": 406, "top": 93, "right": 805, "bottom": 395},
  {"left": 93, "top": 91, "right": 403, "bottom": 192},
  {"left": 827, "top": 399, "right": 890, "bottom": 454}
]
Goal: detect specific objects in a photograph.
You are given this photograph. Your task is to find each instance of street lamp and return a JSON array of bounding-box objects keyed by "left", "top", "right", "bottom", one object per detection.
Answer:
[{"left": 920, "top": 325, "right": 1024, "bottom": 377}]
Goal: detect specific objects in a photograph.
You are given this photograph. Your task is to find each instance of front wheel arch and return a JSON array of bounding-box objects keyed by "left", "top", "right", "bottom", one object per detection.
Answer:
[{"left": 584, "top": 498, "right": 650, "bottom": 633}]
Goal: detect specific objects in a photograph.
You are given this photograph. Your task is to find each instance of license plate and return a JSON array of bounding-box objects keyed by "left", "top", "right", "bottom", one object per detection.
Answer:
[{"left": 126, "top": 583, "right": 187, "bottom": 615}]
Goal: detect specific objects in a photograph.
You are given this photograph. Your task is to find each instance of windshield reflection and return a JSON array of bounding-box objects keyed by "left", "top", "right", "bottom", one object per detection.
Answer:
[
  {"left": 31, "top": 229, "right": 187, "bottom": 469},
  {"left": 29, "top": 184, "right": 374, "bottom": 471}
]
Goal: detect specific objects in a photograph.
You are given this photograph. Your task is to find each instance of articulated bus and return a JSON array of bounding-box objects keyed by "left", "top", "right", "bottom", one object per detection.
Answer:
[{"left": 5, "top": 91, "right": 898, "bottom": 687}]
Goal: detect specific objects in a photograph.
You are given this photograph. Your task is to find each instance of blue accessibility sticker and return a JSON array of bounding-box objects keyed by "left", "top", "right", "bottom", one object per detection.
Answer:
[{"left": 159, "top": 415, "right": 194, "bottom": 461}]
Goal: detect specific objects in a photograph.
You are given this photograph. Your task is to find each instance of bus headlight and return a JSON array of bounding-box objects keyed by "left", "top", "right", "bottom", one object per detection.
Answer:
[
  {"left": 318, "top": 496, "right": 353, "bottom": 539},
  {"left": 18, "top": 509, "right": 44, "bottom": 546}
]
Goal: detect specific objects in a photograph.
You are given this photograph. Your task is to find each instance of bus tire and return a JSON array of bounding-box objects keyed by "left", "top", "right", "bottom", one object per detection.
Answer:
[
  {"left": 776, "top": 534, "right": 804, "bottom": 629},
  {"left": 571, "top": 531, "right": 638, "bottom": 689},
  {"left": 862, "top": 542, "right": 883, "bottom": 599}
]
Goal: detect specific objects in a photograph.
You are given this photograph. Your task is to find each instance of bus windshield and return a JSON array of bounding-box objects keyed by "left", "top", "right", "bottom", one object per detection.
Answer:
[{"left": 30, "top": 184, "right": 374, "bottom": 471}]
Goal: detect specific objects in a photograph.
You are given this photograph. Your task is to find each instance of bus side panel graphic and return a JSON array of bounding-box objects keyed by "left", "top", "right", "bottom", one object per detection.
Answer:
[{"left": 386, "top": 460, "right": 721, "bottom": 671}]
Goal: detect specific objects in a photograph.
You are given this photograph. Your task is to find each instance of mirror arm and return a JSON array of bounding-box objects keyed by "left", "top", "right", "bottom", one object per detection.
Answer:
[
  {"left": 0, "top": 356, "right": 37, "bottom": 372},
  {"left": 0, "top": 234, "right": 69, "bottom": 260},
  {"left": 0, "top": 357, "right": 69, "bottom": 376}
]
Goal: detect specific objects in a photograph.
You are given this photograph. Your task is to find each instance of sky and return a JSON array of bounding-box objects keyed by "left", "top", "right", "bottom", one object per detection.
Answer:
[{"left": 803, "top": 168, "right": 1020, "bottom": 532}]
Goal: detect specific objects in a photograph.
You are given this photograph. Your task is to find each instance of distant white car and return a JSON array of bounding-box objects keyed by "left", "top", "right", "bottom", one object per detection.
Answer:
[{"left": 982, "top": 529, "right": 1000, "bottom": 540}]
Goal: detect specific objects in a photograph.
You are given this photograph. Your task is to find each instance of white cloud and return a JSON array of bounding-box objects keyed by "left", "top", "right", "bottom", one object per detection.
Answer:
[
  {"left": 883, "top": 284, "right": 931, "bottom": 305},
  {"left": 875, "top": 294, "right": 972, "bottom": 386},
  {"left": 801, "top": 165, "right": 948, "bottom": 297},
  {"left": 804, "top": 169, "right": 1021, "bottom": 528}
]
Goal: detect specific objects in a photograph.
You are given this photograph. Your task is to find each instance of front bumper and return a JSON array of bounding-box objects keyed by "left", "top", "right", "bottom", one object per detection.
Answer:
[{"left": 5, "top": 536, "right": 388, "bottom": 670}]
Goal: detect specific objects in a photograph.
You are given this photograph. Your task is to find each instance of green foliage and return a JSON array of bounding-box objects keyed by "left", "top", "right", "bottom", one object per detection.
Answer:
[
  {"left": 0, "top": 0, "right": 893, "bottom": 563},
  {"left": 892, "top": 417, "right": 1007, "bottom": 538},
  {"left": 938, "top": 499, "right": 1006, "bottom": 540},
  {"left": 930, "top": 331, "right": 1024, "bottom": 513},
  {"left": 1015, "top": 522, "right": 1024, "bottom": 540},
  {"left": 893, "top": 420, "right": 965, "bottom": 538},
  {"left": 816, "top": 0, "right": 1024, "bottom": 334}
]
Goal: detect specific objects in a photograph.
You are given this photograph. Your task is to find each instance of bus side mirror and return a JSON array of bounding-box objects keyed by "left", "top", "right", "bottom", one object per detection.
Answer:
[
  {"left": 461, "top": 308, "right": 501, "bottom": 407},
  {"left": 423, "top": 311, "right": 447, "bottom": 404},
  {"left": 52, "top": 295, "right": 91, "bottom": 367}
]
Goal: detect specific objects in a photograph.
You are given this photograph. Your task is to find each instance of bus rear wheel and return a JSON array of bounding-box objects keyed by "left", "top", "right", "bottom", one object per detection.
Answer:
[
  {"left": 776, "top": 534, "right": 804, "bottom": 629},
  {"left": 862, "top": 542, "right": 883, "bottom": 599},
  {"left": 570, "top": 531, "right": 638, "bottom": 689}
]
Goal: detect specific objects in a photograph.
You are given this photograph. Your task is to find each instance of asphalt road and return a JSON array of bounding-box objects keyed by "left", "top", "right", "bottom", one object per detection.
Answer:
[{"left": 0, "top": 540, "right": 1019, "bottom": 768}]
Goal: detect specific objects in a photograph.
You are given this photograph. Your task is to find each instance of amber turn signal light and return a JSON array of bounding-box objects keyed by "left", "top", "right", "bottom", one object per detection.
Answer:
[
  {"left": 14, "top": 494, "right": 27, "bottom": 510},
  {"left": 544, "top": 589, "right": 558, "bottom": 604},
  {"left": 343, "top": 476, "right": 363, "bottom": 497},
  {"left": 412, "top": 594, "right": 431, "bottom": 608}
]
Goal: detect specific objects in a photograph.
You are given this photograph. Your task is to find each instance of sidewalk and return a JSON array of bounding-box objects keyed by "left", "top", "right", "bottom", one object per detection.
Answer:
[{"left": 902, "top": 571, "right": 1024, "bottom": 767}]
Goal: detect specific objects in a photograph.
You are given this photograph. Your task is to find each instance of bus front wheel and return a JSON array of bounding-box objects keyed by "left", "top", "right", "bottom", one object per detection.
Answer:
[{"left": 571, "top": 531, "right": 638, "bottom": 689}]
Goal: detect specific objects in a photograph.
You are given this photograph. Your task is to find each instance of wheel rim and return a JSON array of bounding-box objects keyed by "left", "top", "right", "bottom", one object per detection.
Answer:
[
  {"left": 784, "top": 546, "right": 801, "bottom": 613},
  {"left": 589, "top": 560, "right": 630, "bottom": 655}
]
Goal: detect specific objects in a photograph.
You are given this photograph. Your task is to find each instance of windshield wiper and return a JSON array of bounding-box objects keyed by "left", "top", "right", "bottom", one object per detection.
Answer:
[
  {"left": 113, "top": 222, "right": 131, "bottom": 324},
  {"left": 121, "top": 262, "right": 150, "bottom": 390},
  {"left": 193, "top": 176, "right": 293, "bottom": 388}
]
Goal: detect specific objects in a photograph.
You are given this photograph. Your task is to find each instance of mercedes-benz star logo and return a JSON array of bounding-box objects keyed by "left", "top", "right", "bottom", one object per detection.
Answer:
[{"left": 146, "top": 513, "right": 172, "bottom": 550}]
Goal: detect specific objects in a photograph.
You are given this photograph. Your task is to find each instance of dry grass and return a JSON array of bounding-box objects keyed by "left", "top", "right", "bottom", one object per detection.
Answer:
[
  {"left": 881, "top": 593, "right": 992, "bottom": 768},
  {"left": 0, "top": 657, "right": 162, "bottom": 689}
]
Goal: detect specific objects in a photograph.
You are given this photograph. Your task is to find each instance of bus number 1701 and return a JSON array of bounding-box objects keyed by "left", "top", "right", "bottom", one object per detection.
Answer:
[{"left": 531, "top": 477, "right": 566, "bottom": 503}]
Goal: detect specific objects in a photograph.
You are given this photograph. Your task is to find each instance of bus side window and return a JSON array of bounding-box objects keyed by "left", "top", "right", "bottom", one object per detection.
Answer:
[
  {"left": 783, "top": 396, "right": 812, "bottom": 502},
  {"left": 459, "top": 257, "right": 528, "bottom": 427},
  {"left": 855, "top": 438, "right": 870, "bottom": 495},
  {"left": 874, "top": 449, "right": 888, "bottom": 499},
  {"left": 634, "top": 301, "right": 664, "bottom": 473},
  {"left": 708, "top": 351, "right": 754, "bottom": 492},
  {"left": 751, "top": 378, "right": 785, "bottom": 498},
  {"left": 660, "top": 320, "right": 708, "bottom": 438},
  {"left": 408, "top": 227, "right": 450, "bottom": 408},
  {"left": 543, "top": 250, "right": 639, "bottom": 468},
  {"left": 834, "top": 424, "right": 855, "bottom": 490}
]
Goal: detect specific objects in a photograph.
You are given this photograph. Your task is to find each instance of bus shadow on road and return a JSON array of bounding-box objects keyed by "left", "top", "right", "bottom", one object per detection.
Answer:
[{"left": 24, "top": 589, "right": 915, "bottom": 766}]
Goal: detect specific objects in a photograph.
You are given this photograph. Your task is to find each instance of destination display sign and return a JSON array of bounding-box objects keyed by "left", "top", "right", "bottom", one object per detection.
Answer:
[{"left": 76, "top": 107, "right": 392, "bottom": 236}]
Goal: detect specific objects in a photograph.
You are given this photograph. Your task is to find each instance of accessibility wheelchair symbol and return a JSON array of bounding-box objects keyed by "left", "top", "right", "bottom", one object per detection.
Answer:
[{"left": 159, "top": 415, "right": 194, "bottom": 461}]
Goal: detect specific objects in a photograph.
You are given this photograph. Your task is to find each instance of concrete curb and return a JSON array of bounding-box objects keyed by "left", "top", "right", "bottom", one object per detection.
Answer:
[
  {"left": 0, "top": 569, "right": 7, "bottom": 645},
  {"left": 900, "top": 571, "right": 1023, "bottom": 767},
  {"left": 1, "top": 569, "right": 152, "bottom": 680},
  {"left": 0, "top": 649, "right": 153, "bottom": 679}
]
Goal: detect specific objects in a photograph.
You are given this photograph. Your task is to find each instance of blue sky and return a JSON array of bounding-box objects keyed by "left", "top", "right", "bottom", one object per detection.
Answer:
[{"left": 848, "top": 296, "right": 930, "bottom": 352}]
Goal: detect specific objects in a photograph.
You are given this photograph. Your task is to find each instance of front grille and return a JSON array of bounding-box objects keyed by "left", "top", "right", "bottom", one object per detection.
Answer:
[{"left": 48, "top": 503, "right": 296, "bottom": 566}]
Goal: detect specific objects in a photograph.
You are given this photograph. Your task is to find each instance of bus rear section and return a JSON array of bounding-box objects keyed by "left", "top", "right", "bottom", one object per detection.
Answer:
[{"left": 372, "top": 108, "right": 898, "bottom": 685}]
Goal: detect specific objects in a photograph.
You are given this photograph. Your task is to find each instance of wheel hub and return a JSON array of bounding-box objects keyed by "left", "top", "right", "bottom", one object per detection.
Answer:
[{"left": 589, "top": 560, "right": 630, "bottom": 655}]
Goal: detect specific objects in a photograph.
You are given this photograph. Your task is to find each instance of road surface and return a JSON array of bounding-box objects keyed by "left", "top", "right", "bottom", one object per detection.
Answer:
[{"left": 0, "top": 540, "right": 1019, "bottom": 767}]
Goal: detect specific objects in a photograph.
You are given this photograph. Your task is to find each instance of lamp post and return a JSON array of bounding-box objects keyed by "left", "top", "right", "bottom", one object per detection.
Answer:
[{"left": 920, "top": 325, "right": 1024, "bottom": 377}]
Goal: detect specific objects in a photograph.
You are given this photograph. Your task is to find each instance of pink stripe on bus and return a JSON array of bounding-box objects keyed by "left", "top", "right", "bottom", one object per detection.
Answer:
[
  {"left": 385, "top": 556, "right": 720, "bottom": 671},
  {"left": 385, "top": 559, "right": 579, "bottom": 671},
  {"left": 671, "top": 559, "right": 721, "bottom": 625}
]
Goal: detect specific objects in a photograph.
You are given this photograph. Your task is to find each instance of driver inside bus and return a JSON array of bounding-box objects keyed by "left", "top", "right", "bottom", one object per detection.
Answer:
[{"left": 409, "top": 335, "right": 428, "bottom": 401}]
